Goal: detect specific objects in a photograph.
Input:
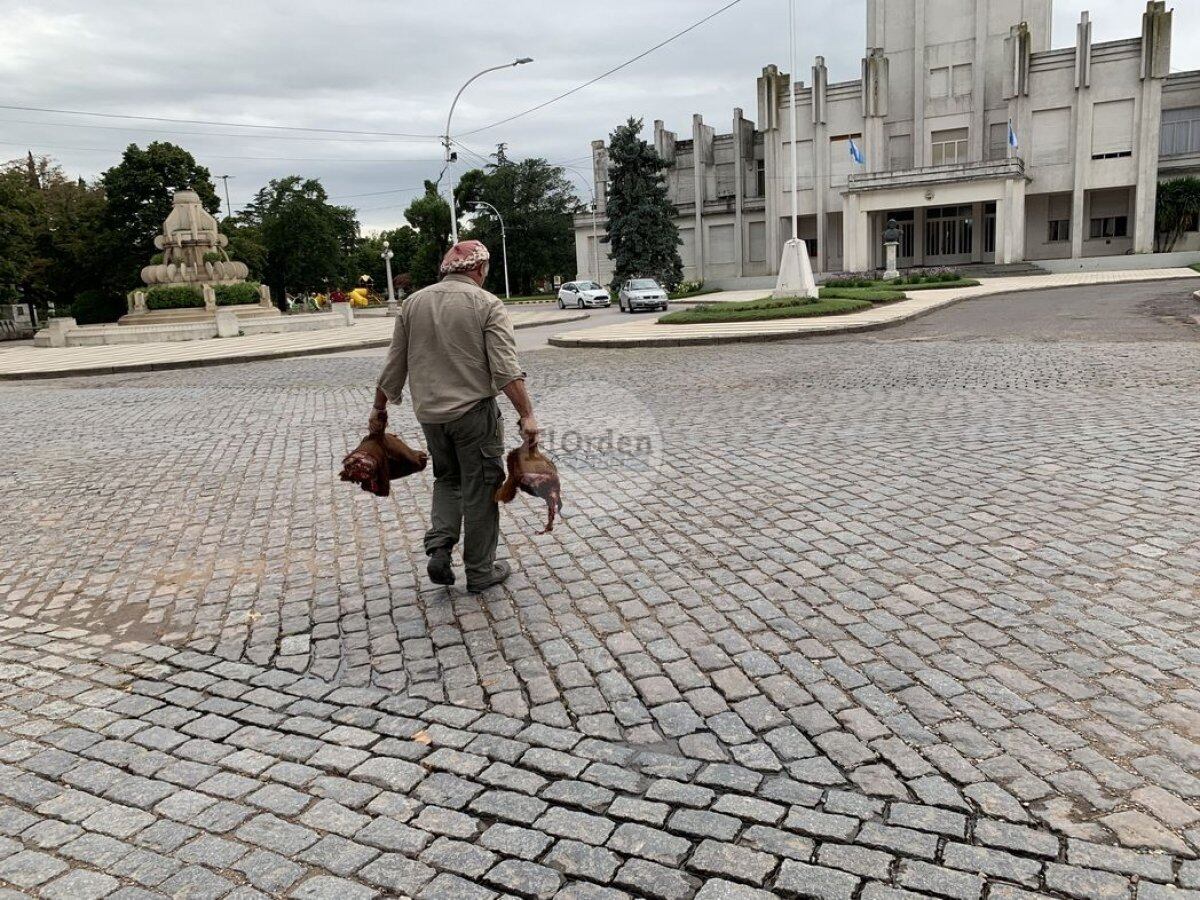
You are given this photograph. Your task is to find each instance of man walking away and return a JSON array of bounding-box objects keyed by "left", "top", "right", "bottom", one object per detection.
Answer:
[{"left": 370, "top": 240, "right": 540, "bottom": 593}]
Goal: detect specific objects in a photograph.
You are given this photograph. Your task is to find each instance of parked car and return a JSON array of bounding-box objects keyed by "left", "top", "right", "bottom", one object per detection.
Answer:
[
  {"left": 618, "top": 278, "right": 669, "bottom": 313},
  {"left": 557, "top": 281, "right": 611, "bottom": 309}
]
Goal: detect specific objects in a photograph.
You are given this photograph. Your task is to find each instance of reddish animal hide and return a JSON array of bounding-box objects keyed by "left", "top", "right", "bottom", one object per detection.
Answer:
[
  {"left": 495, "top": 444, "right": 563, "bottom": 534},
  {"left": 340, "top": 433, "right": 428, "bottom": 497}
]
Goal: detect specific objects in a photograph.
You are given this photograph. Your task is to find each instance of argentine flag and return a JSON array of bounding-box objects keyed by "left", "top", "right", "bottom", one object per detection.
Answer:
[
  {"left": 849, "top": 137, "right": 866, "bottom": 166},
  {"left": 1007, "top": 120, "right": 1019, "bottom": 150}
]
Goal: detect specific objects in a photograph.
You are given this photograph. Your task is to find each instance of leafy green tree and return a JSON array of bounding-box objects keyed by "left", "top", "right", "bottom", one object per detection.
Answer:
[
  {"left": 1155, "top": 177, "right": 1200, "bottom": 252},
  {"left": 219, "top": 215, "right": 267, "bottom": 280},
  {"left": 101, "top": 143, "right": 219, "bottom": 290},
  {"left": 404, "top": 183, "right": 453, "bottom": 288},
  {"left": 0, "top": 166, "right": 37, "bottom": 302},
  {"left": 243, "top": 176, "right": 358, "bottom": 303},
  {"left": 605, "top": 117, "right": 682, "bottom": 290},
  {"left": 459, "top": 151, "right": 580, "bottom": 296}
]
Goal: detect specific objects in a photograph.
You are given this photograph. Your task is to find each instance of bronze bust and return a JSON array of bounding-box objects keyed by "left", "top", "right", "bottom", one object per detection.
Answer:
[{"left": 882, "top": 218, "right": 903, "bottom": 245}]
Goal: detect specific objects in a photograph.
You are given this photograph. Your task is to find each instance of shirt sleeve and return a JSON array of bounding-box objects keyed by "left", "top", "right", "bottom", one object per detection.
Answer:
[
  {"left": 483, "top": 297, "right": 526, "bottom": 394},
  {"left": 375, "top": 312, "right": 409, "bottom": 405}
]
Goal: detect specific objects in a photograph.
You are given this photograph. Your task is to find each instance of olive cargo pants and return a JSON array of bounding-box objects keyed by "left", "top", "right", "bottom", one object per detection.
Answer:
[{"left": 421, "top": 398, "right": 506, "bottom": 584}]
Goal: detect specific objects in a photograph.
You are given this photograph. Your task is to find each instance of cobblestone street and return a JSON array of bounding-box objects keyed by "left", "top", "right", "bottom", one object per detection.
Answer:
[{"left": 1, "top": 280, "right": 1199, "bottom": 898}]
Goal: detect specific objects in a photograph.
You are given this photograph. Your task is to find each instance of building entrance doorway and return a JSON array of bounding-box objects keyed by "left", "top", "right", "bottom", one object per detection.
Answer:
[{"left": 924, "top": 205, "right": 975, "bottom": 264}]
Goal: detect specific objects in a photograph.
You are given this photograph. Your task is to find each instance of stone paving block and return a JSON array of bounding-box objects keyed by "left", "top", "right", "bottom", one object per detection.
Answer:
[
  {"left": 897, "top": 860, "right": 984, "bottom": 900},
  {"left": 359, "top": 852, "right": 437, "bottom": 895},
  {"left": 38, "top": 869, "right": 121, "bottom": 900},
  {"left": 534, "top": 806, "right": 615, "bottom": 845},
  {"left": 694, "top": 878, "right": 779, "bottom": 899},
  {"left": 418, "top": 872, "right": 499, "bottom": 900},
  {"left": 0, "top": 849, "right": 68, "bottom": 888},
  {"left": 291, "top": 874, "right": 381, "bottom": 899},
  {"left": 545, "top": 838, "right": 621, "bottom": 881},
  {"left": 774, "top": 860, "right": 861, "bottom": 899},
  {"left": 486, "top": 858, "right": 563, "bottom": 899},
  {"left": 608, "top": 822, "right": 692, "bottom": 866},
  {"left": 235, "top": 812, "right": 319, "bottom": 855},
  {"left": 614, "top": 857, "right": 697, "bottom": 900},
  {"left": 688, "top": 838, "right": 777, "bottom": 885},
  {"left": 941, "top": 842, "right": 1043, "bottom": 887},
  {"left": 1044, "top": 862, "right": 1131, "bottom": 899},
  {"left": 816, "top": 842, "right": 893, "bottom": 880},
  {"left": 158, "top": 864, "right": 236, "bottom": 900}
]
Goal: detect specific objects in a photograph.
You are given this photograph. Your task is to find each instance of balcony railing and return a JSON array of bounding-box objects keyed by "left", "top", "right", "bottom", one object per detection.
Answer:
[{"left": 847, "top": 157, "right": 1027, "bottom": 193}]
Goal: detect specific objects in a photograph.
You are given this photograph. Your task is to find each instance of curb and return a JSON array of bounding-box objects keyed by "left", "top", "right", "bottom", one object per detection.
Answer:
[
  {"left": 549, "top": 274, "right": 1200, "bottom": 349},
  {"left": 0, "top": 311, "right": 589, "bottom": 381}
]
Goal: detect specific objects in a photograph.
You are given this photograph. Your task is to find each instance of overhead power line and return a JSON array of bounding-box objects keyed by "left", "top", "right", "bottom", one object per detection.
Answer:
[
  {"left": 0, "top": 116, "right": 446, "bottom": 146},
  {"left": 0, "top": 140, "right": 441, "bottom": 164},
  {"left": 0, "top": 104, "right": 441, "bottom": 141},
  {"left": 455, "top": 0, "right": 746, "bottom": 138}
]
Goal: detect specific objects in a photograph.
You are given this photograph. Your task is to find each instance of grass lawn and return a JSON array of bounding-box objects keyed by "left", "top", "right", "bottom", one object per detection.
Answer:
[
  {"left": 503, "top": 295, "right": 558, "bottom": 304},
  {"left": 658, "top": 286, "right": 904, "bottom": 325},
  {"left": 1191, "top": 263, "right": 1200, "bottom": 273}
]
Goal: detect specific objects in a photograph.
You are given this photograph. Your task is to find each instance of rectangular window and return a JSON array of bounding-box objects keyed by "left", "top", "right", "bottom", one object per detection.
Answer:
[
  {"left": 1092, "top": 99, "right": 1135, "bottom": 157},
  {"left": 988, "top": 123, "right": 1008, "bottom": 160},
  {"left": 1047, "top": 220, "right": 1070, "bottom": 242},
  {"left": 748, "top": 221, "right": 766, "bottom": 262},
  {"left": 931, "top": 128, "right": 969, "bottom": 166},
  {"left": 1089, "top": 216, "right": 1128, "bottom": 239},
  {"left": 889, "top": 134, "right": 913, "bottom": 170},
  {"left": 754, "top": 159, "right": 766, "bottom": 197},
  {"left": 929, "top": 67, "right": 950, "bottom": 99},
  {"left": 1160, "top": 108, "right": 1200, "bottom": 157},
  {"left": 952, "top": 63, "right": 973, "bottom": 98},
  {"left": 1032, "top": 108, "right": 1071, "bottom": 166}
]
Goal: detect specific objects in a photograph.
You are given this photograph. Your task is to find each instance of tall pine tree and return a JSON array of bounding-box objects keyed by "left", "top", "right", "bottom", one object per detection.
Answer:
[{"left": 604, "top": 118, "right": 683, "bottom": 290}]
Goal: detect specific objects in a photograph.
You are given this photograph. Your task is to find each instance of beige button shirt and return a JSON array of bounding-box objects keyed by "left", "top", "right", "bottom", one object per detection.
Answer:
[{"left": 376, "top": 274, "right": 526, "bottom": 425}]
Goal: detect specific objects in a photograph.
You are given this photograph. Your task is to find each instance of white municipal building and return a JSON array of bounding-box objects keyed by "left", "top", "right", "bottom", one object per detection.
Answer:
[{"left": 573, "top": 0, "right": 1198, "bottom": 285}]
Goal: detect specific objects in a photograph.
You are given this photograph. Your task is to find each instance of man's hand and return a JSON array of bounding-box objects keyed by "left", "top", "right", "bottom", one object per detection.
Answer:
[
  {"left": 368, "top": 406, "right": 388, "bottom": 436},
  {"left": 519, "top": 415, "right": 540, "bottom": 448}
]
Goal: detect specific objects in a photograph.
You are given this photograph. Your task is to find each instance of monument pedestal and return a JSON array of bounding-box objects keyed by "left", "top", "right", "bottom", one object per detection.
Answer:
[
  {"left": 883, "top": 241, "right": 900, "bottom": 280},
  {"left": 772, "top": 239, "right": 819, "bottom": 300}
]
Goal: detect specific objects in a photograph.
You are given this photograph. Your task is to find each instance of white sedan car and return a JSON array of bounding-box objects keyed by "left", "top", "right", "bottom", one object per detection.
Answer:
[
  {"left": 618, "top": 278, "right": 670, "bottom": 313},
  {"left": 557, "top": 281, "right": 611, "bottom": 309}
]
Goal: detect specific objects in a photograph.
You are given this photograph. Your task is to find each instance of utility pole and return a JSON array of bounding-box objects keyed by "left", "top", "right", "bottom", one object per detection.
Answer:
[
  {"left": 219, "top": 175, "right": 234, "bottom": 220},
  {"left": 382, "top": 241, "right": 397, "bottom": 317}
]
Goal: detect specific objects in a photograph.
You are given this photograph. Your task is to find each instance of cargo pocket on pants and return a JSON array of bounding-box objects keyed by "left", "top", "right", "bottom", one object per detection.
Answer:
[{"left": 481, "top": 404, "right": 506, "bottom": 487}]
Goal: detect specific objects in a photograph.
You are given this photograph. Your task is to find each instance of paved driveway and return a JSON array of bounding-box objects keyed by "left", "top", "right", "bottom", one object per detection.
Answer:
[{"left": 0, "top": 280, "right": 1197, "bottom": 897}]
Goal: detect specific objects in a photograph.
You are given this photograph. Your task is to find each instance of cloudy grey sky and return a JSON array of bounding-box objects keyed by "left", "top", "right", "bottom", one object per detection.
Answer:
[{"left": 1, "top": 0, "right": 1194, "bottom": 232}]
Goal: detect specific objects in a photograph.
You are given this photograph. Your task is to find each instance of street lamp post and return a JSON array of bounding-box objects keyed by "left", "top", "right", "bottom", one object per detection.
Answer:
[
  {"left": 381, "top": 240, "right": 397, "bottom": 316},
  {"left": 562, "top": 165, "right": 601, "bottom": 283},
  {"left": 468, "top": 201, "right": 510, "bottom": 300},
  {"left": 444, "top": 58, "right": 534, "bottom": 245}
]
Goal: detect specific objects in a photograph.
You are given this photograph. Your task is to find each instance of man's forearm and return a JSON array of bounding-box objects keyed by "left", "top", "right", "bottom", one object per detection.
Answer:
[{"left": 502, "top": 378, "right": 534, "bottom": 418}]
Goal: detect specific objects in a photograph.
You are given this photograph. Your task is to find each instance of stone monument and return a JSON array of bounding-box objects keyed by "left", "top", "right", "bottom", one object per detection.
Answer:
[
  {"left": 772, "top": 238, "right": 819, "bottom": 300},
  {"left": 882, "top": 218, "right": 902, "bottom": 280},
  {"left": 120, "top": 189, "right": 279, "bottom": 325}
]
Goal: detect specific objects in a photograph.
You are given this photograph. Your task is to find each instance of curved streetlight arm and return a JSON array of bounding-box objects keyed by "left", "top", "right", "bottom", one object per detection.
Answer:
[{"left": 444, "top": 58, "right": 533, "bottom": 245}]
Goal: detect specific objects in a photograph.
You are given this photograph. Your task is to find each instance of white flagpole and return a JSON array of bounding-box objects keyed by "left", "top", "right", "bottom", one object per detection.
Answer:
[{"left": 789, "top": 0, "right": 799, "bottom": 241}]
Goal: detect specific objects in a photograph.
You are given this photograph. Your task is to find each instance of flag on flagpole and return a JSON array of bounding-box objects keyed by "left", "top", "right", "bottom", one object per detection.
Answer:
[
  {"left": 849, "top": 137, "right": 866, "bottom": 165},
  {"left": 1007, "top": 120, "right": 1019, "bottom": 150}
]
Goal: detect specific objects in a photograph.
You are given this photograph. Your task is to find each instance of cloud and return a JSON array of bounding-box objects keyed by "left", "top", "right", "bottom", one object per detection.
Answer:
[{"left": 1, "top": 0, "right": 1194, "bottom": 232}]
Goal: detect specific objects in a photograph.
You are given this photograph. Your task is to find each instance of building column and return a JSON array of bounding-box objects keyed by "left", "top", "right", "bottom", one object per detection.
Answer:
[
  {"left": 914, "top": 206, "right": 927, "bottom": 266},
  {"left": 994, "top": 195, "right": 1008, "bottom": 264},
  {"left": 1134, "top": 1, "right": 1172, "bottom": 254},
  {"left": 1070, "top": 12, "right": 1092, "bottom": 260},
  {"left": 812, "top": 57, "right": 829, "bottom": 273},
  {"left": 842, "top": 193, "right": 870, "bottom": 272},
  {"left": 971, "top": 202, "right": 985, "bottom": 262}
]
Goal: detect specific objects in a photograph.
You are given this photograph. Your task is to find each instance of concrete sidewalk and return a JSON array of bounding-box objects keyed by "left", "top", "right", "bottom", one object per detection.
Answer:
[
  {"left": 549, "top": 269, "right": 1200, "bottom": 348},
  {"left": 0, "top": 308, "right": 588, "bottom": 380}
]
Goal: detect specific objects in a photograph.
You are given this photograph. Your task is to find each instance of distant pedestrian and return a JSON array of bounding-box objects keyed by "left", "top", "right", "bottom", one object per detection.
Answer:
[{"left": 370, "top": 240, "right": 540, "bottom": 592}]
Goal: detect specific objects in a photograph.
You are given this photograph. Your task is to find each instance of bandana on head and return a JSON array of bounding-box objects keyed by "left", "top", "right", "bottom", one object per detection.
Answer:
[{"left": 439, "top": 240, "right": 490, "bottom": 276}]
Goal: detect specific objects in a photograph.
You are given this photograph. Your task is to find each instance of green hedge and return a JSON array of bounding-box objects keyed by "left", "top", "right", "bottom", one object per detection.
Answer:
[
  {"left": 820, "top": 287, "right": 906, "bottom": 303},
  {"left": 72, "top": 290, "right": 126, "bottom": 325},
  {"left": 142, "top": 282, "right": 261, "bottom": 310},
  {"left": 215, "top": 282, "right": 261, "bottom": 306}
]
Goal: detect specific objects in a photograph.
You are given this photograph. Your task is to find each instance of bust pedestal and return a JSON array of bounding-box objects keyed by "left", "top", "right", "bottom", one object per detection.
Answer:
[{"left": 883, "top": 241, "right": 900, "bottom": 281}]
